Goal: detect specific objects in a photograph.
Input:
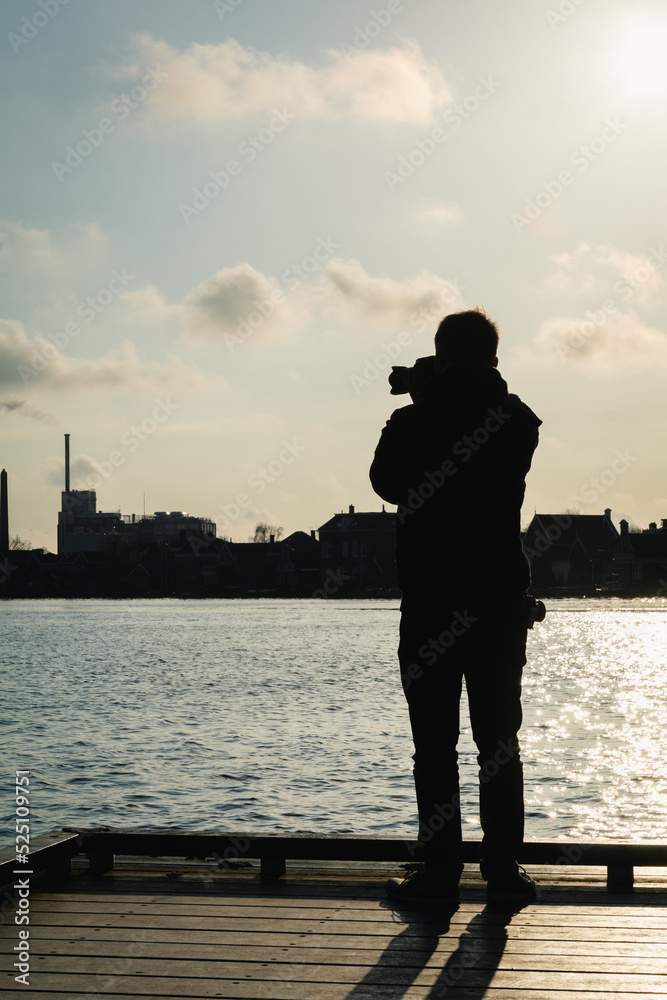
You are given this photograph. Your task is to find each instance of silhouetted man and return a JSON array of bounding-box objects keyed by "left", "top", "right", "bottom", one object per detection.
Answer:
[{"left": 370, "top": 308, "right": 541, "bottom": 903}]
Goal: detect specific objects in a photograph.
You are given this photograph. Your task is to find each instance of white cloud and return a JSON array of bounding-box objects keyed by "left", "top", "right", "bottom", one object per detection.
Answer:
[
  {"left": 0, "top": 319, "right": 203, "bottom": 391},
  {"left": 544, "top": 242, "right": 666, "bottom": 303},
  {"left": 413, "top": 200, "right": 463, "bottom": 225},
  {"left": 320, "top": 257, "right": 465, "bottom": 328},
  {"left": 124, "top": 258, "right": 466, "bottom": 346},
  {"left": 120, "top": 285, "right": 181, "bottom": 324},
  {"left": 530, "top": 311, "right": 667, "bottom": 374},
  {"left": 182, "top": 263, "right": 298, "bottom": 340},
  {"left": 115, "top": 35, "right": 451, "bottom": 125},
  {"left": 0, "top": 220, "right": 107, "bottom": 274}
]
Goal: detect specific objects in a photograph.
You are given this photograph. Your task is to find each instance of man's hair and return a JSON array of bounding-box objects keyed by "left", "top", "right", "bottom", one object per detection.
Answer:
[{"left": 435, "top": 308, "right": 499, "bottom": 366}]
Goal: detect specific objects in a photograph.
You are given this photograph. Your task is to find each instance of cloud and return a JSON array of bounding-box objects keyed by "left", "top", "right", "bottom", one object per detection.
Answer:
[
  {"left": 544, "top": 242, "right": 666, "bottom": 303},
  {"left": 124, "top": 258, "right": 466, "bottom": 346},
  {"left": 413, "top": 200, "right": 463, "bottom": 225},
  {"left": 115, "top": 35, "right": 451, "bottom": 125},
  {"left": 0, "top": 319, "right": 203, "bottom": 391},
  {"left": 0, "top": 220, "right": 107, "bottom": 274},
  {"left": 120, "top": 285, "right": 181, "bottom": 324},
  {"left": 182, "top": 263, "right": 298, "bottom": 339},
  {"left": 320, "top": 258, "right": 465, "bottom": 328},
  {"left": 45, "top": 453, "right": 108, "bottom": 490},
  {"left": 530, "top": 311, "right": 667, "bottom": 374},
  {"left": 0, "top": 397, "right": 57, "bottom": 426}
]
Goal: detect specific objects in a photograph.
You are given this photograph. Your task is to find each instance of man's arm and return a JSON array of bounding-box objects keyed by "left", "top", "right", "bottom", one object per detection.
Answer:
[{"left": 369, "top": 406, "right": 423, "bottom": 506}]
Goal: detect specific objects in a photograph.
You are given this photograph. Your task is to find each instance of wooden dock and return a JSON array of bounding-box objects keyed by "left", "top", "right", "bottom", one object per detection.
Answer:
[{"left": 3, "top": 830, "right": 667, "bottom": 997}]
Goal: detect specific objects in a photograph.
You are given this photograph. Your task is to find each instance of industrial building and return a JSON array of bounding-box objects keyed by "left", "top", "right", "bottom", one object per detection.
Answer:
[{"left": 57, "top": 434, "right": 216, "bottom": 555}]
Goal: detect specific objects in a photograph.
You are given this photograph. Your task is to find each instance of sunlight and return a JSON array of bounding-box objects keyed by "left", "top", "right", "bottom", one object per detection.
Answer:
[{"left": 614, "top": 15, "right": 667, "bottom": 98}]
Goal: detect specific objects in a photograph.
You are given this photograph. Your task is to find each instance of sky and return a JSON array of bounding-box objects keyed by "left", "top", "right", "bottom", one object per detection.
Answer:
[{"left": 1, "top": 0, "right": 667, "bottom": 551}]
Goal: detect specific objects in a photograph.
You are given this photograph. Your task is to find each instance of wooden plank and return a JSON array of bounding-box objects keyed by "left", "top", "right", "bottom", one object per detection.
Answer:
[
  {"left": 8, "top": 937, "right": 667, "bottom": 974},
  {"left": 2, "top": 988, "right": 664, "bottom": 1000},
  {"left": 26, "top": 890, "right": 667, "bottom": 915},
  {"left": 17, "top": 898, "right": 667, "bottom": 930},
  {"left": 1, "top": 993, "right": 667, "bottom": 1000},
  {"left": 19, "top": 909, "right": 667, "bottom": 941},
  {"left": 15, "top": 924, "right": 667, "bottom": 958},
  {"left": 51, "top": 867, "right": 667, "bottom": 895},
  {"left": 0, "top": 830, "right": 80, "bottom": 889},
  {"left": 10, "top": 852, "right": 667, "bottom": 999},
  {"left": 37, "top": 878, "right": 667, "bottom": 905},
  {"left": 19, "top": 897, "right": 667, "bottom": 919},
  {"left": 2, "top": 992, "right": 667, "bottom": 1000},
  {"left": 11, "top": 926, "right": 667, "bottom": 950},
  {"left": 4, "top": 966, "right": 667, "bottom": 993}
]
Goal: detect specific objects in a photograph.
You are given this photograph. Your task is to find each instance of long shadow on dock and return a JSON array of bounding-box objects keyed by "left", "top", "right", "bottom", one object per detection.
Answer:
[{"left": 343, "top": 896, "right": 523, "bottom": 998}]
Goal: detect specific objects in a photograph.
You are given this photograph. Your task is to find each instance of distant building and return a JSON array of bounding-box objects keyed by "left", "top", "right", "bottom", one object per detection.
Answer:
[
  {"left": 221, "top": 530, "right": 320, "bottom": 596},
  {"left": 57, "top": 492, "right": 217, "bottom": 556},
  {"left": 615, "top": 518, "right": 667, "bottom": 592},
  {"left": 57, "top": 489, "right": 112, "bottom": 554},
  {"left": 56, "top": 432, "right": 217, "bottom": 556},
  {"left": 522, "top": 508, "right": 619, "bottom": 592},
  {"left": 317, "top": 505, "right": 398, "bottom": 596}
]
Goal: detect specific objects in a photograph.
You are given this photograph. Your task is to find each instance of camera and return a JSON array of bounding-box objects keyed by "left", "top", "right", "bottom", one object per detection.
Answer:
[
  {"left": 524, "top": 595, "right": 547, "bottom": 629},
  {"left": 388, "top": 355, "right": 436, "bottom": 395}
]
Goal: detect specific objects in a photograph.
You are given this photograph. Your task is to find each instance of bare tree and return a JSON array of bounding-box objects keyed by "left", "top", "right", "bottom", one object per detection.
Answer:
[
  {"left": 250, "top": 523, "right": 283, "bottom": 543},
  {"left": 9, "top": 534, "right": 31, "bottom": 550}
]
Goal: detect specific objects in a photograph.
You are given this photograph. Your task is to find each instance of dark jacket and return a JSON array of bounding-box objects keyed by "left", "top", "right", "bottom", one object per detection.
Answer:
[{"left": 369, "top": 365, "right": 541, "bottom": 599}]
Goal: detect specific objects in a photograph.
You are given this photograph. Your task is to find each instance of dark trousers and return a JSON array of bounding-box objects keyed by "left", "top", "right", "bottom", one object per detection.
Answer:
[{"left": 398, "top": 593, "right": 528, "bottom": 865}]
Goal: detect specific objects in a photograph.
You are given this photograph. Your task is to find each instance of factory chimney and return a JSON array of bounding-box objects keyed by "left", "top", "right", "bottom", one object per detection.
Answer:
[
  {"left": 64, "top": 433, "right": 70, "bottom": 493},
  {"left": 0, "top": 468, "right": 8, "bottom": 555}
]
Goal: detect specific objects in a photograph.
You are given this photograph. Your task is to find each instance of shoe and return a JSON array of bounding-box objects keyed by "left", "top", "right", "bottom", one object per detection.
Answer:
[
  {"left": 386, "top": 861, "right": 463, "bottom": 905},
  {"left": 483, "top": 862, "right": 538, "bottom": 902}
]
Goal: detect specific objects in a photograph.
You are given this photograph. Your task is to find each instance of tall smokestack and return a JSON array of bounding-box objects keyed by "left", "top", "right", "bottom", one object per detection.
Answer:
[
  {"left": 64, "top": 433, "right": 70, "bottom": 493},
  {"left": 0, "top": 469, "right": 8, "bottom": 554}
]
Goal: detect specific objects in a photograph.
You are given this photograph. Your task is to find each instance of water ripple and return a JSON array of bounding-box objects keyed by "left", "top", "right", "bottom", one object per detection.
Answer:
[{"left": 1, "top": 596, "right": 666, "bottom": 845}]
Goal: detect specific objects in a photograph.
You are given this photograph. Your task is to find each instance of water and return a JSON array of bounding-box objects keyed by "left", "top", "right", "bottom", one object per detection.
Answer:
[{"left": 2, "top": 597, "right": 667, "bottom": 848}]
